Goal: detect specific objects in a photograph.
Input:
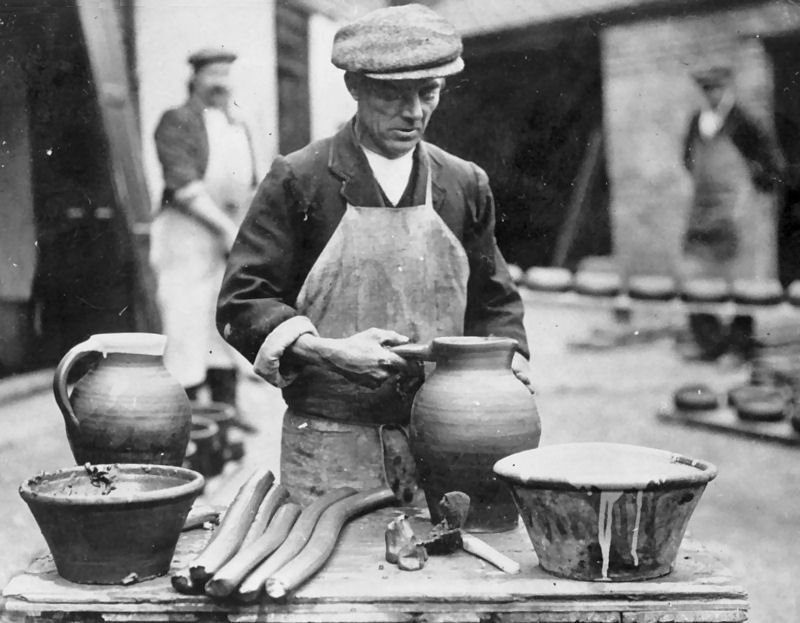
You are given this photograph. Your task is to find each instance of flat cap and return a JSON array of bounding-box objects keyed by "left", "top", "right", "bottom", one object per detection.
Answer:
[
  {"left": 691, "top": 64, "right": 733, "bottom": 88},
  {"left": 332, "top": 3, "right": 463, "bottom": 80},
  {"left": 188, "top": 47, "right": 237, "bottom": 70}
]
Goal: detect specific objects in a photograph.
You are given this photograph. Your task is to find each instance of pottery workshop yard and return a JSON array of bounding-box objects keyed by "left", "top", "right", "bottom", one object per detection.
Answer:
[{"left": 1, "top": 295, "right": 798, "bottom": 621}]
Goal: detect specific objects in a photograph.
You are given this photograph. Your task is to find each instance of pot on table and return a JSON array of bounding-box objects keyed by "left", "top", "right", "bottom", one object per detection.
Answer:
[
  {"left": 393, "top": 336, "right": 541, "bottom": 532},
  {"left": 53, "top": 333, "right": 192, "bottom": 466},
  {"left": 494, "top": 442, "right": 718, "bottom": 581}
]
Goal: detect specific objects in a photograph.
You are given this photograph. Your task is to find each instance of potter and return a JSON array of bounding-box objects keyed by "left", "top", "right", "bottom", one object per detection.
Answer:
[
  {"left": 216, "top": 3, "right": 532, "bottom": 509},
  {"left": 53, "top": 332, "right": 192, "bottom": 466}
]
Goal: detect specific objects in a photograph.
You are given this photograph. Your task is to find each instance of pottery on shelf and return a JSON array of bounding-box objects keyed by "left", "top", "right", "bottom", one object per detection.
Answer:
[
  {"left": 19, "top": 464, "right": 204, "bottom": 584},
  {"left": 394, "top": 336, "right": 541, "bottom": 532},
  {"left": 494, "top": 442, "right": 717, "bottom": 581},
  {"left": 53, "top": 333, "right": 192, "bottom": 466}
]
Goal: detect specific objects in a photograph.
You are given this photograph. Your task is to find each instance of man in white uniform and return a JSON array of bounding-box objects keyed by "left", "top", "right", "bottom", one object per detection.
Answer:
[{"left": 152, "top": 48, "right": 258, "bottom": 416}]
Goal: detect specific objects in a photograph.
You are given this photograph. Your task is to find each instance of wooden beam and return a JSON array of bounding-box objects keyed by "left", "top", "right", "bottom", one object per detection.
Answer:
[{"left": 75, "top": 1, "right": 161, "bottom": 333}]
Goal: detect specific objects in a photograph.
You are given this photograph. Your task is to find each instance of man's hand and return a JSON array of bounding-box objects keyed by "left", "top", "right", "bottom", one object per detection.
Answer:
[
  {"left": 511, "top": 352, "right": 535, "bottom": 394},
  {"left": 289, "top": 328, "right": 415, "bottom": 388}
]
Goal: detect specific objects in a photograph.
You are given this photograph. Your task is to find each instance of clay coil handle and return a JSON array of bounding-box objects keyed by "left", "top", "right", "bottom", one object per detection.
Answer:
[
  {"left": 389, "top": 343, "right": 434, "bottom": 361},
  {"left": 53, "top": 335, "right": 102, "bottom": 434}
]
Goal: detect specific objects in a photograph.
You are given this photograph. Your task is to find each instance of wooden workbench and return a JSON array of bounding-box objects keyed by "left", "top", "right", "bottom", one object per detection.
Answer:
[{"left": 2, "top": 506, "right": 748, "bottom": 623}]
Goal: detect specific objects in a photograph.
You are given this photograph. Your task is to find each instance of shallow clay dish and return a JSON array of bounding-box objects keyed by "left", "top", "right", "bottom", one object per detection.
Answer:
[
  {"left": 628, "top": 274, "right": 677, "bottom": 301},
  {"left": 523, "top": 267, "right": 573, "bottom": 292},
  {"left": 731, "top": 278, "right": 784, "bottom": 306},
  {"left": 673, "top": 383, "right": 719, "bottom": 411},
  {"left": 494, "top": 443, "right": 717, "bottom": 582},
  {"left": 729, "top": 385, "right": 788, "bottom": 422},
  {"left": 680, "top": 277, "right": 730, "bottom": 303},
  {"left": 573, "top": 270, "right": 621, "bottom": 297},
  {"left": 19, "top": 464, "right": 204, "bottom": 584}
]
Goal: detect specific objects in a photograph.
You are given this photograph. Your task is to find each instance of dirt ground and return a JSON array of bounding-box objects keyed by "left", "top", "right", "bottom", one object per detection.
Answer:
[{"left": 0, "top": 291, "right": 798, "bottom": 621}]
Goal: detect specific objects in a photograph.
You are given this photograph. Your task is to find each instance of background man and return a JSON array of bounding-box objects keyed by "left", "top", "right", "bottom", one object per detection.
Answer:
[
  {"left": 681, "top": 65, "right": 784, "bottom": 360},
  {"left": 217, "top": 4, "right": 531, "bottom": 503},
  {"left": 152, "top": 48, "right": 258, "bottom": 415}
]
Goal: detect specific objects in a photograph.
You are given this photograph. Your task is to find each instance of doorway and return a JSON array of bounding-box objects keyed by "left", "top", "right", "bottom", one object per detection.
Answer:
[
  {"left": 1, "top": 4, "right": 137, "bottom": 371},
  {"left": 765, "top": 34, "right": 800, "bottom": 286}
]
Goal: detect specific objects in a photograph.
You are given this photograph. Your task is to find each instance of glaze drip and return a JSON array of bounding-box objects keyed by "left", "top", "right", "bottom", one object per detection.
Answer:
[
  {"left": 631, "top": 490, "right": 643, "bottom": 566},
  {"left": 597, "top": 490, "right": 623, "bottom": 580}
]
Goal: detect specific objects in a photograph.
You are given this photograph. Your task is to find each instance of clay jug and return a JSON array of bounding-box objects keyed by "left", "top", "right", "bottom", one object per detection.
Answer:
[
  {"left": 53, "top": 333, "right": 191, "bottom": 466},
  {"left": 394, "top": 336, "right": 541, "bottom": 532}
]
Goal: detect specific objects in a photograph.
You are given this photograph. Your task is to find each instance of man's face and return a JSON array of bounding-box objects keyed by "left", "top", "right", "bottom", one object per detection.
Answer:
[
  {"left": 193, "top": 61, "right": 234, "bottom": 109},
  {"left": 350, "top": 76, "right": 444, "bottom": 159}
]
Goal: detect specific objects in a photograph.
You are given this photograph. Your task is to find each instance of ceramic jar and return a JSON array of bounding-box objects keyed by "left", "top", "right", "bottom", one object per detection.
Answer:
[
  {"left": 53, "top": 333, "right": 191, "bottom": 466},
  {"left": 399, "top": 336, "right": 541, "bottom": 532}
]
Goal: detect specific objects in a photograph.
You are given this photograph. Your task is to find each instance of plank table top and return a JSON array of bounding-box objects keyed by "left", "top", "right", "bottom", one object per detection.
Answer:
[{"left": 2, "top": 505, "right": 748, "bottom": 623}]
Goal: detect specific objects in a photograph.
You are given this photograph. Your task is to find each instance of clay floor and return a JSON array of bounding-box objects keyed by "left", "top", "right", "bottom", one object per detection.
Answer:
[{"left": 0, "top": 290, "right": 798, "bottom": 621}]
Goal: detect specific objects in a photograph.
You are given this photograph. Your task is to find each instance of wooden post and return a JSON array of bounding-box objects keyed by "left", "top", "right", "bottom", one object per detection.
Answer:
[
  {"left": 75, "top": 1, "right": 161, "bottom": 333},
  {"left": 552, "top": 128, "right": 604, "bottom": 268}
]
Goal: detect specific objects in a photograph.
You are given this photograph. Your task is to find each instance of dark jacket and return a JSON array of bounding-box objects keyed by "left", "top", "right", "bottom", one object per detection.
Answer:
[
  {"left": 154, "top": 95, "right": 257, "bottom": 205},
  {"left": 154, "top": 95, "right": 209, "bottom": 204},
  {"left": 683, "top": 105, "right": 785, "bottom": 192},
  {"left": 217, "top": 120, "right": 528, "bottom": 363}
]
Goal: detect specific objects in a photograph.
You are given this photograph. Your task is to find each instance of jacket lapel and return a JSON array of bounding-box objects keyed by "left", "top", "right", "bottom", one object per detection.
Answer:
[
  {"left": 328, "top": 122, "right": 384, "bottom": 206},
  {"left": 328, "top": 121, "right": 447, "bottom": 209},
  {"left": 418, "top": 141, "right": 447, "bottom": 214}
]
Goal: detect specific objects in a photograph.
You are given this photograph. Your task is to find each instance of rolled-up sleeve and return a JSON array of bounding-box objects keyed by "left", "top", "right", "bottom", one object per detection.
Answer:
[
  {"left": 463, "top": 165, "right": 529, "bottom": 358},
  {"left": 217, "top": 156, "right": 307, "bottom": 364}
]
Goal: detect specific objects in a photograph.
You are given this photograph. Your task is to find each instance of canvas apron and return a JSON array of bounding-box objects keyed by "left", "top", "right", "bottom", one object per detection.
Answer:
[
  {"left": 281, "top": 164, "right": 469, "bottom": 505},
  {"left": 683, "top": 130, "right": 761, "bottom": 281},
  {"left": 152, "top": 109, "right": 254, "bottom": 387}
]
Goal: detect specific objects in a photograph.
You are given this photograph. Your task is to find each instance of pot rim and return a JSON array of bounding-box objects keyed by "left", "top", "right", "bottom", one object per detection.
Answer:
[
  {"left": 493, "top": 442, "right": 717, "bottom": 491},
  {"left": 432, "top": 336, "right": 518, "bottom": 352},
  {"left": 19, "top": 463, "right": 204, "bottom": 507}
]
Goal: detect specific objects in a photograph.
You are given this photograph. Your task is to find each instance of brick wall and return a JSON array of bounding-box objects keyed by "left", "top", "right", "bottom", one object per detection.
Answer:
[{"left": 601, "top": 1, "right": 800, "bottom": 279}]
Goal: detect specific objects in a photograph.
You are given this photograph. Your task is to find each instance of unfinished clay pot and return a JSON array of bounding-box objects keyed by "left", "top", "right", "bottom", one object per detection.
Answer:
[
  {"left": 628, "top": 274, "right": 677, "bottom": 301},
  {"left": 396, "top": 336, "right": 541, "bottom": 532},
  {"left": 53, "top": 333, "right": 191, "bottom": 466},
  {"left": 19, "top": 464, "right": 204, "bottom": 584},
  {"left": 731, "top": 278, "right": 784, "bottom": 306},
  {"left": 730, "top": 385, "right": 788, "bottom": 422},
  {"left": 494, "top": 443, "right": 717, "bottom": 581}
]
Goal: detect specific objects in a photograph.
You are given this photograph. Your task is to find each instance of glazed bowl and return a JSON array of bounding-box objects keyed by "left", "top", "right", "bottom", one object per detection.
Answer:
[
  {"left": 493, "top": 442, "right": 717, "bottom": 581},
  {"left": 19, "top": 463, "right": 204, "bottom": 584}
]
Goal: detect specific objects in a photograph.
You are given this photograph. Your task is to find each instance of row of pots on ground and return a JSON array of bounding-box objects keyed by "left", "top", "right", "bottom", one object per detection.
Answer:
[{"left": 511, "top": 265, "right": 800, "bottom": 305}]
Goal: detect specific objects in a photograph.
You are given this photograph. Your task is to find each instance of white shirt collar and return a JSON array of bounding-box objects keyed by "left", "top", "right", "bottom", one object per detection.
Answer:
[{"left": 361, "top": 145, "right": 415, "bottom": 206}]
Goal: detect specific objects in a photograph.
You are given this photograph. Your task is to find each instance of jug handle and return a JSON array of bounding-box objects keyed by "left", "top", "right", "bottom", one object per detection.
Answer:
[
  {"left": 53, "top": 337, "right": 99, "bottom": 433},
  {"left": 389, "top": 343, "right": 434, "bottom": 361}
]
